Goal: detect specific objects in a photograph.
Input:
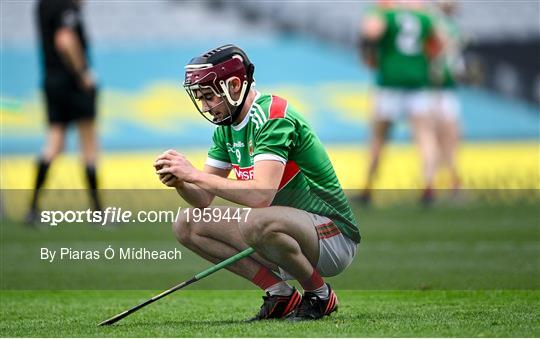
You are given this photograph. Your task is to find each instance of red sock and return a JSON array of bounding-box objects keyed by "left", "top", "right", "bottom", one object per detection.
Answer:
[
  {"left": 300, "top": 268, "right": 325, "bottom": 291},
  {"left": 251, "top": 267, "right": 283, "bottom": 290}
]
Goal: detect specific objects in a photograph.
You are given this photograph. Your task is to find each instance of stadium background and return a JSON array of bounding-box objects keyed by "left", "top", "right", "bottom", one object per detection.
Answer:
[{"left": 1, "top": 1, "right": 538, "bottom": 192}]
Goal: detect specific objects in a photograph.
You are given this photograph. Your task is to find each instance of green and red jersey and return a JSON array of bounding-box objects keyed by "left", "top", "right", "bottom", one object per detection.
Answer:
[{"left": 206, "top": 92, "right": 360, "bottom": 243}]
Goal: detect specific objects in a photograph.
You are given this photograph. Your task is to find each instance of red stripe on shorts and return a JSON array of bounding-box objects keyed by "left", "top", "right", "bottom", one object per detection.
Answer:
[{"left": 316, "top": 221, "right": 341, "bottom": 239}]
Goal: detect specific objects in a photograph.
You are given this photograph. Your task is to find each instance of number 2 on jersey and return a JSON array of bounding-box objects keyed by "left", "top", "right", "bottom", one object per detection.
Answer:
[{"left": 396, "top": 13, "right": 421, "bottom": 55}]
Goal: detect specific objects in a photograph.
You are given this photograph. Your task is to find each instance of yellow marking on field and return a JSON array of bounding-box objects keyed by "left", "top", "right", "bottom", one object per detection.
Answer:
[
  {"left": 1, "top": 142, "right": 538, "bottom": 190},
  {"left": 328, "top": 142, "right": 540, "bottom": 189},
  {"left": 1, "top": 82, "right": 365, "bottom": 135},
  {"left": 321, "top": 82, "right": 372, "bottom": 123},
  {"left": 129, "top": 81, "right": 203, "bottom": 131},
  {"left": 0, "top": 94, "right": 44, "bottom": 133}
]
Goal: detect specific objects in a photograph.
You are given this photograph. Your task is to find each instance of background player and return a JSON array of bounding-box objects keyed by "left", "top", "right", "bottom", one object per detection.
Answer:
[
  {"left": 359, "top": 0, "right": 442, "bottom": 204},
  {"left": 431, "top": 0, "right": 465, "bottom": 193},
  {"left": 27, "top": 0, "right": 101, "bottom": 223},
  {"left": 154, "top": 45, "right": 359, "bottom": 321}
]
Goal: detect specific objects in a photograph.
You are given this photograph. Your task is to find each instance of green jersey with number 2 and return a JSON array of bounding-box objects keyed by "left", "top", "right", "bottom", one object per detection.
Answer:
[{"left": 376, "top": 8, "right": 435, "bottom": 88}]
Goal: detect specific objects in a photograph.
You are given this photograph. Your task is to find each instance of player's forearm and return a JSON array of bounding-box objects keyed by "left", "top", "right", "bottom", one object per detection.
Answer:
[
  {"left": 55, "top": 29, "right": 87, "bottom": 76},
  {"left": 190, "top": 172, "right": 276, "bottom": 208},
  {"left": 359, "top": 36, "right": 378, "bottom": 68},
  {"left": 175, "top": 182, "right": 215, "bottom": 208}
]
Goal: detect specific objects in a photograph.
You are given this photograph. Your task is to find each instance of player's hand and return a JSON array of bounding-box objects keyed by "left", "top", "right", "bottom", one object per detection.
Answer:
[
  {"left": 160, "top": 172, "right": 183, "bottom": 188},
  {"left": 154, "top": 152, "right": 183, "bottom": 188},
  {"left": 78, "top": 69, "right": 96, "bottom": 93},
  {"left": 156, "top": 164, "right": 182, "bottom": 188},
  {"left": 154, "top": 150, "right": 198, "bottom": 184}
]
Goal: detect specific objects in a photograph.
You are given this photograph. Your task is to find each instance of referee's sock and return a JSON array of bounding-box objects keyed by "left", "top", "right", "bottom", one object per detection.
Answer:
[
  {"left": 85, "top": 164, "right": 101, "bottom": 211},
  {"left": 30, "top": 158, "right": 51, "bottom": 211}
]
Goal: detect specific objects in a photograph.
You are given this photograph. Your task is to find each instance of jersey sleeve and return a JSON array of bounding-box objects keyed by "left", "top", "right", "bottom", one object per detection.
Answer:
[
  {"left": 53, "top": 1, "right": 80, "bottom": 31},
  {"left": 253, "top": 118, "right": 297, "bottom": 164},
  {"left": 206, "top": 128, "right": 231, "bottom": 170}
]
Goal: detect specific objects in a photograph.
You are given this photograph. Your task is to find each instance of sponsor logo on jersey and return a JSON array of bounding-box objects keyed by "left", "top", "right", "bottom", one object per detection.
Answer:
[
  {"left": 232, "top": 164, "right": 254, "bottom": 180},
  {"left": 233, "top": 141, "right": 245, "bottom": 148}
]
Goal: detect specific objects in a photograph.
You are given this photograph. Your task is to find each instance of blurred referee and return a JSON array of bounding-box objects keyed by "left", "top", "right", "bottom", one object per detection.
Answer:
[{"left": 27, "top": 0, "right": 101, "bottom": 223}]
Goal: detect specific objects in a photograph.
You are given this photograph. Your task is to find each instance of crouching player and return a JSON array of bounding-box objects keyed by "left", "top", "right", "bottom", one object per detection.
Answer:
[{"left": 154, "top": 45, "right": 360, "bottom": 321}]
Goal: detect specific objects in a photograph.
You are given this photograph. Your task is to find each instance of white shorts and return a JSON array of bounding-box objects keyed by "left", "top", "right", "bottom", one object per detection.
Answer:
[
  {"left": 433, "top": 89, "right": 461, "bottom": 121},
  {"left": 278, "top": 212, "right": 357, "bottom": 280},
  {"left": 374, "top": 88, "right": 435, "bottom": 122}
]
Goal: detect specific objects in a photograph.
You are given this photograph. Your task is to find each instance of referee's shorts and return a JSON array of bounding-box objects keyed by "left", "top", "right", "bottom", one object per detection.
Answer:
[{"left": 43, "top": 71, "right": 97, "bottom": 125}]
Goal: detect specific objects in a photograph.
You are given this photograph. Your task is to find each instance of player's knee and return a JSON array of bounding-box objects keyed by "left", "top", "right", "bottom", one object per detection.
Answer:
[
  {"left": 172, "top": 213, "right": 193, "bottom": 245},
  {"left": 44, "top": 142, "right": 64, "bottom": 161},
  {"left": 239, "top": 211, "right": 282, "bottom": 246},
  {"left": 239, "top": 211, "right": 263, "bottom": 245}
]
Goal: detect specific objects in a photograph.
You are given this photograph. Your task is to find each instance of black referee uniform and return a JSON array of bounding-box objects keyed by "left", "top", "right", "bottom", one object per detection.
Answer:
[
  {"left": 27, "top": 0, "right": 101, "bottom": 222},
  {"left": 37, "top": 0, "right": 96, "bottom": 124}
]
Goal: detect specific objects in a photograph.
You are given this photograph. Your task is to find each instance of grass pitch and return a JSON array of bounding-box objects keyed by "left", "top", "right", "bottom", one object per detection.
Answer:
[
  {"left": 1, "top": 200, "right": 539, "bottom": 337},
  {"left": 1, "top": 290, "right": 538, "bottom": 337}
]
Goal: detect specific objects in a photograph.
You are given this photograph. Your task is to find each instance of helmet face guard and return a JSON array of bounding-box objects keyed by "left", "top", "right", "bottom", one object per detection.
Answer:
[{"left": 183, "top": 46, "right": 255, "bottom": 126}]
